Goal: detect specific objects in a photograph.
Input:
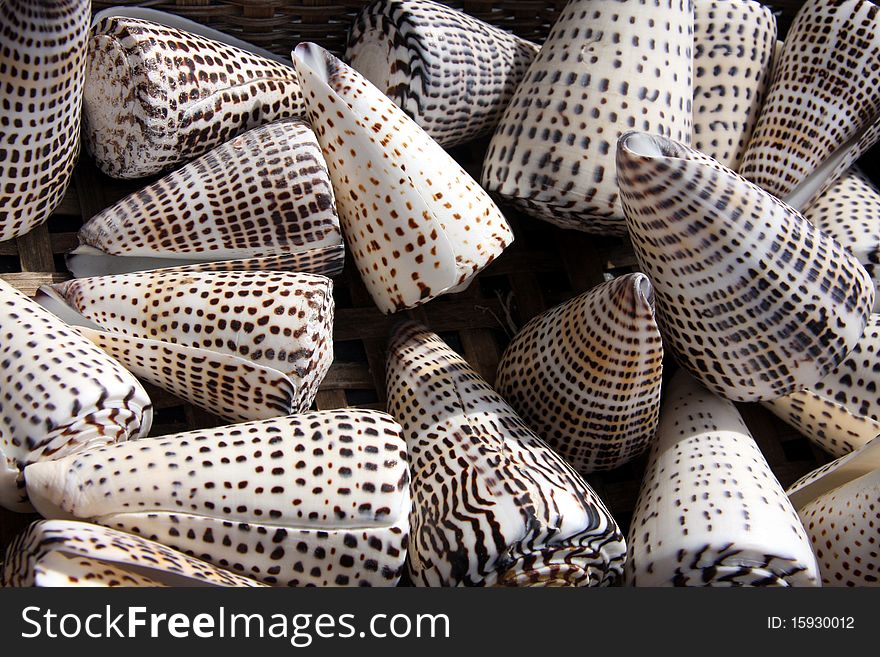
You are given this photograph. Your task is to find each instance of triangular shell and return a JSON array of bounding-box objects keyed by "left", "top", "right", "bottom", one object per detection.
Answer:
[
  {"left": 626, "top": 370, "right": 820, "bottom": 587},
  {"left": 68, "top": 120, "right": 344, "bottom": 278},
  {"left": 23, "top": 410, "right": 411, "bottom": 587},
  {"left": 345, "top": 0, "right": 539, "bottom": 148},
  {"left": 692, "top": 0, "right": 777, "bottom": 170},
  {"left": 292, "top": 43, "right": 513, "bottom": 313},
  {"left": 38, "top": 270, "right": 333, "bottom": 423},
  {"left": 2, "top": 520, "right": 265, "bottom": 587},
  {"left": 0, "top": 0, "right": 89, "bottom": 241},
  {"left": 84, "top": 14, "right": 304, "bottom": 179},
  {"left": 739, "top": 0, "right": 880, "bottom": 202},
  {"left": 386, "top": 322, "right": 626, "bottom": 587},
  {"left": 495, "top": 274, "right": 663, "bottom": 473},
  {"left": 0, "top": 279, "right": 152, "bottom": 512},
  {"left": 481, "top": 0, "right": 694, "bottom": 235},
  {"left": 617, "top": 131, "right": 874, "bottom": 402}
]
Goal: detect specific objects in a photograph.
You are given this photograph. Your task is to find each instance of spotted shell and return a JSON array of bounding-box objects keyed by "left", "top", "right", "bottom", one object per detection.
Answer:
[
  {"left": 2, "top": 520, "right": 265, "bottom": 587},
  {"left": 0, "top": 0, "right": 89, "bottom": 242},
  {"left": 37, "top": 270, "right": 333, "bottom": 423},
  {"left": 68, "top": 120, "right": 343, "bottom": 279},
  {"left": 345, "top": 0, "right": 539, "bottom": 148},
  {"left": 386, "top": 322, "right": 626, "bottom": 587},
  {"left": 0, "top": 279, "right": 152, "bottom": 512},
  {"left": 617, "top": 131, "right": 874, "bottom": 403},
  {"left": 292, "top": 42, "right": 512, "bottom": 314},
  {"left": 626, "top": 370, "right": 820, "bottom": 587},
  {"left": 481, "top": 0, "right": 693, "bottom": 235},
  {"left": 83, "top": 13, "right": 304, "bottom": 179},
  {"left": 692, "top": 0, "right": 776, "bottom": 171},
  {"left": 23, "top": 410, "right": 411, "bottom": 587},
  {"left": 495, "top": 274, "right": 662, "bottom": 474}
]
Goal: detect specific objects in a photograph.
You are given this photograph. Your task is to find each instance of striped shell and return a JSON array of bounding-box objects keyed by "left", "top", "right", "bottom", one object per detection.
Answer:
[
  {"left": 3, "top": 520, "right": 265, "bottom": 587},
  {"left": 495, "top": 274, "right": 663, "bottom": 473},
  {"left": 692, "top": 0, "right": 777, "bottom": 170},
  {"left": 38, "top": 270, "right": 333, "bottom": 423},
  {"left": 23, "top": 410, "right": 411, "bottom": 587},
  {"left": 345, "top": 0, "right": 539, "bottom": 148},
  {"left": 292, "top": 42, "right": 513, "bottom": 314},
  {"left": 617, "top": 131, "right": 874, "bottom": 402},
  {"left": 386, "top": 322, "right": 626, "bottom": 587},
  {"left": 84, "top": 14, "right": 304, "bottom": 179},
  {"left": 0, "top": 0, "right": 88, "bottom": 241},
  {"left": 68, "top": 120, "right": 343, "bottom": 279},
  {"left": 482, "top": 0, "right": 694, "bottom": 235},
  {"left": 0, "top": 279, "right": 152, "bottom": 512},
  {"left": 626, "top": 371, "right": 820, "bottom": 587}
]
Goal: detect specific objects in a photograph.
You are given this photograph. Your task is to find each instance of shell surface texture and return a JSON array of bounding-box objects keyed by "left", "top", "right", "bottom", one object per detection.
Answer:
[
  {"left": 292, "top": 42, "right": 513, "bottom": 314},
  {"left": 345, "top": 0, "right": 539, "bottom": 148},
  {"left": 617, "top": 131, "right": 874, "bottom": 403},
  {"left": 386, "top": 322, "right": 627, "bottom": 587},
  {"left": 495, "top": 273, "right": 663, "bottom": 474},
  {"left": 23, "top": 410, "right": 411, "bottom": 587}
]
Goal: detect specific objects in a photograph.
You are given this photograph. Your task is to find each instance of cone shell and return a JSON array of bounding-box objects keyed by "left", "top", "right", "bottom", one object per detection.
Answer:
[
  {"left": 739, "top": 0, "right": 880, "bottom": 201},
  {"left": 692, "top": 0, "right": 776, "bottom": 170},
  {"left": 292, "top": 43, "right": 512, "bottom": 314},
  {"left": 345, "top": 0, "right": 539, "bottom": 148},
  {"left": 23, "top": 410, "right": 411, "bottom": 587},
  {"left": 83, "top": 14, "right": 304, "bottom": 179},
  {"left": 40, "top": 270, "right": 334, "bottom": 423},
  {"left": 2, "top": 520, "right": 265, "bottom": 587},
  {"left": 626, "top": 371, "right": 820, "bottom": 587},
  {"left": 0, "top": 0, "right": 88, "bottom": 241},
  {"left": 386, "top": 322, "right": 626, "bottom": 587},
  {"left": 617, "top": 131, "right": 874, "bottom": 402},
  {"left": 0, "top": 279, "right": 152, "bottom": 512},
  {"left": 495, "top": 274, "right": 663, "bottom": 473},
  {"left": 481, "top": 0, "right": 694, "bottom": 235},
  {"left": 69, "top": 120, "right": 344, "bottom": 278}
]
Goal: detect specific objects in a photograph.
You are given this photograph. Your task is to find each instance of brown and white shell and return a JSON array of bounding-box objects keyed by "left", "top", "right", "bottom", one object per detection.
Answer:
[{"left": 495, "top": 274, "right": 663, "bottom": 473}]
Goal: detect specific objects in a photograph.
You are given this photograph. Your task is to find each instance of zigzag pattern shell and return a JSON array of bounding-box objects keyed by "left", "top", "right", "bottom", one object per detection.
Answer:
[
  {"left": 345, "top": 0, "right": 539, "bottom": 148},
  {"left": 68, "top": 120, "right": 344, "bottom": 279},
  {"left": 692, "top": 0, "right": 776, "bottom": 170},
  {"left": 292, "top": 43, "right": 512, "bottom": 314},
  {"left": 617, "top": 131, "right": 874, "bottom": 402},
  {"left": 0, "top": 0, "right": 89, "bottom": 241},
  {"left": 386, "top": 322, "right": 626, "bottom": 587},
  {"left": 84, "top": 14, "right": 304, "bottom": 179},
  {"left": 626, "top": 371, "right": 820, "bottom": 587},
  {"left": 23, "top": 410, "right": 411, "bottom": 587},
  {"left": 2, "top": 520, "right": 265, "bottom": 587},
  {"left": 481, "top": 0, "right": 694, "bottom": 235},
  {"left": 495, "top": 274, "right": 663, "bottom": 473}
]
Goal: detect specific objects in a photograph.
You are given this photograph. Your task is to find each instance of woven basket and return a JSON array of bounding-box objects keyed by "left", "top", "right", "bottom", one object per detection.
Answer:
[{"left": 0, "top": 0, "right": 836, "bottom": 555}]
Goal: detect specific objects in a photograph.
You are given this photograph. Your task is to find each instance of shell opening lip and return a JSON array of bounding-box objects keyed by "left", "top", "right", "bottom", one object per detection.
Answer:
[
  {"left": 293, "top": 42, "right": 337, "bottom": 85},
  {"left": 619, "top": 131, "right": 688, "bottom": 161}
]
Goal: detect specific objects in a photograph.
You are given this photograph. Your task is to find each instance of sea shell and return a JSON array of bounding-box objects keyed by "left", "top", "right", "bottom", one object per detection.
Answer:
[
  {"left": 37, "top": 270, "right": 333, "bottom": 423},
  {"left": 67, "top": 120, "right": 344, "bottom": 279},
  {"left": 481, "top": 0, "right": 694, "bottom": 235},
  {"left": 626, "top": 370, "right": 820, "bottom": 587},
  {"left": 23, "top": 410, "right": 411, "bottom": 587},
  {"left": 345, "top": 0, "right": 539, "bottom": 148},
  {"left": 386, "top": 322, "right": 626, "bottom": 587},
  {"left": 2, "top": 519, "right": 265, "bottom": 587},
  {"left": 787, "top": 437, "right": 880, "bottom": 586},
  {"left": 692, "top": 0, "right": 777, "bottom": 170},
  {"left": 84, "top": 12, "right": 304, "bottom": 179},
  {"left": 617, "top": 131, "right": 874, "bottom": 402},
  {"left": 292, "top": 43, "right": 513, "bottom": 314},
  {"left": 739, "top": 0, "right": 880, "bottom": 205},
  {"left": 0, "top": 279, "right": 152, "bottom": 513},
  {"left": 495, "top": 274, "right": 663, "bottom": 473},
  {"left": 0, "top": 0, "right": 89, "bottom": 242}
]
